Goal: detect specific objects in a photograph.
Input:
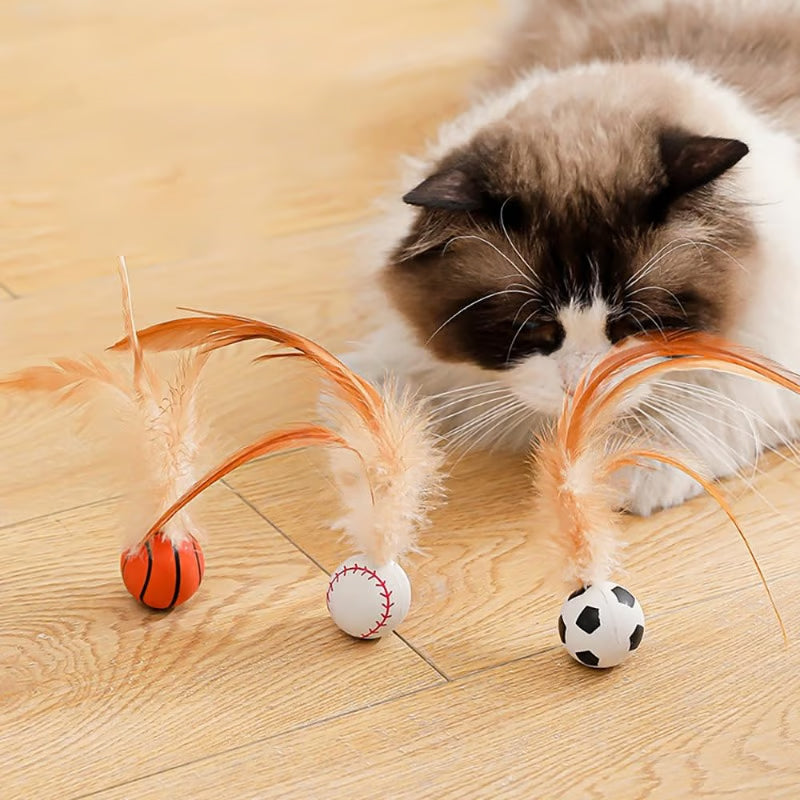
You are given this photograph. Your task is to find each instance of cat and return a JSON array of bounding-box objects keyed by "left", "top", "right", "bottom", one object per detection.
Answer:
[{"left": 345, "top": 0, "right": 800, "bottom": 516}]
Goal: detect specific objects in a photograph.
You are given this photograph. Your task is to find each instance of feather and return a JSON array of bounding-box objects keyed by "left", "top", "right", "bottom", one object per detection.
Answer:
[
  {"left": 135, "top": 425, "right": 354, "bottom": 547},
  {"left": 535, "top": 330, "right": 799, "bottom": 638},
  {"left": 115, "top": 310, "right": 446, "bottom": 564},
  {"left": 326, "top": 379, "right": 445, "bottom": 565},
  {"left": 0, "top": 262, "right": 214, "bottom": 550},
  {"left": 108, "top": 309, "right": 383, "bottom": 429},
  {"left": 0, "top": 356, "right": 132, "bottom": 403}
]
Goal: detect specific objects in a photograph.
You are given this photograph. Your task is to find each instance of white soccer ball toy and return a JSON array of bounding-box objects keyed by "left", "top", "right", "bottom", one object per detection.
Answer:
[
  {"left": 326, "top": 555, "right": 411, "bottom": 639},
  {"left": 558, "top": 582, "right": 645, "bottom": 668}
]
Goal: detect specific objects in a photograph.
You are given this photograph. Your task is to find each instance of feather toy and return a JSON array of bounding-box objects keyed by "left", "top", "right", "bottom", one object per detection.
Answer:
[
  {"left": 0, "top": 260, "right": 211, "bottom": 610},
  {"left": 538, "top": 331, "right": 800, "bottom": 668},
  {"left": 111, "top": 310, "right": 446, "bottom": 638}
]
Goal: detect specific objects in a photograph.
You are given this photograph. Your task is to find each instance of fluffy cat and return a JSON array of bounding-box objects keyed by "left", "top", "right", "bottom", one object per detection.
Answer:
[{"left": 346, "top": 0, "right": 800, "bottom": 515}]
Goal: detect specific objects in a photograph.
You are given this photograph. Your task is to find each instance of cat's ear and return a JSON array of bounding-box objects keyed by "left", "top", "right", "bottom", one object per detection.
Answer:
[
  {"left": 403, "top": 168, "right": 484, "bottom": 211},
  {"left": 660, "top": 132, "right": 749, "bottom": 195}
]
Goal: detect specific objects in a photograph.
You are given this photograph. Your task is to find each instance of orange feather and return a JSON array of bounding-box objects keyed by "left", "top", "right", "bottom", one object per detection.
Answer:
[
  {"left": 113, "top": 310, "right": 445, "bottom": 565},
  {"left": 537, "top": 330, "right": 798, "bottom": 639},
  {"left": 109, "top": 309, "right": 383, "bottom": 431},
  {"left": 138, "top": 425, "right": 354, "bottom": 547}
]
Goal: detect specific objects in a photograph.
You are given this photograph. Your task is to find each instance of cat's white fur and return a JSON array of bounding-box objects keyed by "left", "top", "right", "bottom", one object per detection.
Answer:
[{"left": 347, "top": 16, "right": 800, "bottom": 515}]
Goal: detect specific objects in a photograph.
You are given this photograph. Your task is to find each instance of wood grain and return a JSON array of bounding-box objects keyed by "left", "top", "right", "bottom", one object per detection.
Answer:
[
  {"left": 226, "top": 445, "right": 799, "bottom": 677},
  {"left": 0, "top": 490, "right": 442, "bottom": 799},
  {"left": 0, "top": 0, "right": 494, "bottom": 295},
  {"left": 2, "top": 1, "right": 800, "bottom": 799},
  {"left": 91, "top": 575, "right": 800, "bottom": 800}
]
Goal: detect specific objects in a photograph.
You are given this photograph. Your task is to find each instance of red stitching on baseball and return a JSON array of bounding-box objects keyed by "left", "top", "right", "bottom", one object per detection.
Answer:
[{"left": 326, "top": 562, "right": 396, "bottom": 638}]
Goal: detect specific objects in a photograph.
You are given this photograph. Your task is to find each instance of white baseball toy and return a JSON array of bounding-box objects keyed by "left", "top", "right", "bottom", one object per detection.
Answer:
[
  {"left": 558, "top": 582, "right": 645, "bottom": 668},
  {"left": 326, "top": 555, "right": 411, "bottom": 639}
]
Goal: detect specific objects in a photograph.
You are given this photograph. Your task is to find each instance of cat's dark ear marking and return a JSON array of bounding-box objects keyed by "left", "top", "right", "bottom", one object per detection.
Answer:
[
  {"left": 403, "top": 168, "right": 484, "bottom": 211},
  {"left": 660, "top": 132, "right": 749, "bottom": 195}
]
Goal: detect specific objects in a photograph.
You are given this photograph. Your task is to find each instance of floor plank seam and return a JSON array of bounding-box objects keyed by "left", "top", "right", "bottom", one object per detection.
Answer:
[
  {"left": 395, "top": 632, "right": 452, "bottom": 682},
  {"left": 0, "top": 493, "right": 121, "bottom": 531},
  {"left": 70, "top": 678, "right": 446, "bottom": 800},
  {"left": 0, "top": 282, "right": 19, "bottom": 299},
  {"left": 222, "top": 480, "right": 455, "bottom": 680},
  {"left": 220, "top": 479, "right": 331, "bottom": 575}
]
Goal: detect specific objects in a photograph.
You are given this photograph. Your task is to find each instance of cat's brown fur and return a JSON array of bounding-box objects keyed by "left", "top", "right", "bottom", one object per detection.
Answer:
[{"left": 491, "top": 0, "right": 800, "bottom": 128}]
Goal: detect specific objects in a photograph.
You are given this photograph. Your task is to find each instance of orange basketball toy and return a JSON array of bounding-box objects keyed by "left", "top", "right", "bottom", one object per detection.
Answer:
[{"left": 121, "top": 533, "right": 205, "bottom": 610}]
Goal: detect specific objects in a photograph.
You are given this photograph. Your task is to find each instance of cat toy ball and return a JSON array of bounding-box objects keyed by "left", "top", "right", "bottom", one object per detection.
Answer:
[
  {"left": 325, "top": 556, "right": 412, "bottom": 639},
  {"left": 121, "top": 533, "right": 205, "bottom": 611},
  {"left": 558, "top": 583, "right": 645, "bottom": 669},
  {"left": 536, "top": 332, "right": 800, "bottom": 668},
  {"left": 110, "top": 308, "right": 445, "bottom": 636},
  {"left": 0, "top": 259, "right": 213, "bottom": 610}
]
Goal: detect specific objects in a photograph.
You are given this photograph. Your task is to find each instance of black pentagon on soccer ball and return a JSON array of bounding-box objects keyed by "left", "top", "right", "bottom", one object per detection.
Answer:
[
  {"left": 629, "top": 624, "right": 645, "bottom": 651},
  {"left": 611, "top": 585, "right": 635, "bottom": 607},
  {"left": 576, "top": 605, "right": 601, "bottom": 634},
  {"left": 568, "top": 586, "right": 587, "bottom": 601},
  {"left": 576, "top": 650, "right": 600, "bottom": 667},
  {"left": 558, "top": 615, "right": 566, "bottom": 644}
]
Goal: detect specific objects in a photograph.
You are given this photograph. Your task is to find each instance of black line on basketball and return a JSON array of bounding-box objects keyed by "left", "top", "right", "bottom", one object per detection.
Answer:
[
  {"left": 168, "top": 544, "right": 182, "bottom": 609},
  {"left": 139, "top": 541, "right": 154, "bottom": 602}
]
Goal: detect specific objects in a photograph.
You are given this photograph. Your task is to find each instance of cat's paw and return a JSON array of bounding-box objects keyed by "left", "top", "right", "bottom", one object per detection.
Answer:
[{"left": 617, "top": 462, "right": 705, "bottom": 517}]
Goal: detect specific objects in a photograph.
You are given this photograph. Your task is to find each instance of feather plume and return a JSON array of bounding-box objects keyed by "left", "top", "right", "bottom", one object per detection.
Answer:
[
  {"left": 136, "top": 426, "right": 354, "bottom": 545},
  {"left": 326, "top": 378, "right": 445, "bottom": 565},
  {"left": 0, "top": 260, "right": 212, "bottom": 550},
  {"left": 535, "top": 331, "right": 800, "bottom": 638},
  {"left": 114, "top": 311, "right": 446, "bottom": 565},
  {"left": 0, "top": 355, "right": 132, "bottom": 403}
]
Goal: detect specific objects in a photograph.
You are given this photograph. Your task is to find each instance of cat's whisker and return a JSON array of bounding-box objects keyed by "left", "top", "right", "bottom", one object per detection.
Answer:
[
  {"left": 425, "top": 288, "right": 533, "bottom": 345},
  {"left": 627, "top": 284, "right": 688, "bottom": 317},
  {"left": 646, "top": 376, "right": 784, "bottom": 484},
  {"left": 653, "top": 378, "right": 800, "bottom": 466},
  {"left": 506, "top": 311, "right": 537, "bottom": 365},
  {"left": 455, "top": 404, "right": 533, "bottom": 460},
  {"left": 638, "top": 397, "right": 774, "bottom": 511},
  {"left": 511, "top": 298, "right": 540, "bottom": 327},
  {"left": 627, "top": 300, "right": 665, "bottom": 334},
  {"left": 499, "top": 197, "right": 536, "bottom": 278},
  {"left": 443, "top": 234, "right": 536, "bottom": 288},
  {"left": 434, "top": 394, "right": 516, "bottom": 425},
  {"left": 648, "top": 387, "right": 762, "bottom": 449},
  {"left": 445, "top": 397, "right": 524, "bottom": 451},
  {"left": 626, "top": 239, "right": 704, "bottom": 289},
  {"left": 427, "top": 381, "right": 502, "bottom": 400},
  {"left": 505, "top": 282, "right": 543, "bottom": 299},
  {"left": 446, "top": 396, "right": 520, "bottom": 440},
  {"left": 640, "top": 396, "right": 756, "bottom": 475},
  {"left": 432, "top": 386, "right": 513, "bottom": 418},
  {"left": 692, "top": 240, "right": 750, "bottom": 274}
]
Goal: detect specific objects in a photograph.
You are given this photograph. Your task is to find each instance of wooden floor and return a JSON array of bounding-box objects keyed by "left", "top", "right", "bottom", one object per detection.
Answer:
[{"left": 2, "top": 3, "right": 799, "bottom": 798}]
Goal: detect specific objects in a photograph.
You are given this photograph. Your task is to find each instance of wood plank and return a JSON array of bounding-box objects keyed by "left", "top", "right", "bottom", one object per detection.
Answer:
[
  {"left": 90, "top": 574, "right": 800, "bottom": 800},
  {"left": 0, "top": 490, "right": 442, "bottom": 800},
  {"left": 0, "top": 0, "right": 496, "bottom": 294},
  {"left": 226, "top": 447, "right": 800, "bottom": 677}
]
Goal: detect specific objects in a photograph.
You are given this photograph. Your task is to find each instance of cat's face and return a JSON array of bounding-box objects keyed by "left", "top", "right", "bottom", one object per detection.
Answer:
[{"left": 383, "top": 103, "right": 753, "bottom": 416}]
